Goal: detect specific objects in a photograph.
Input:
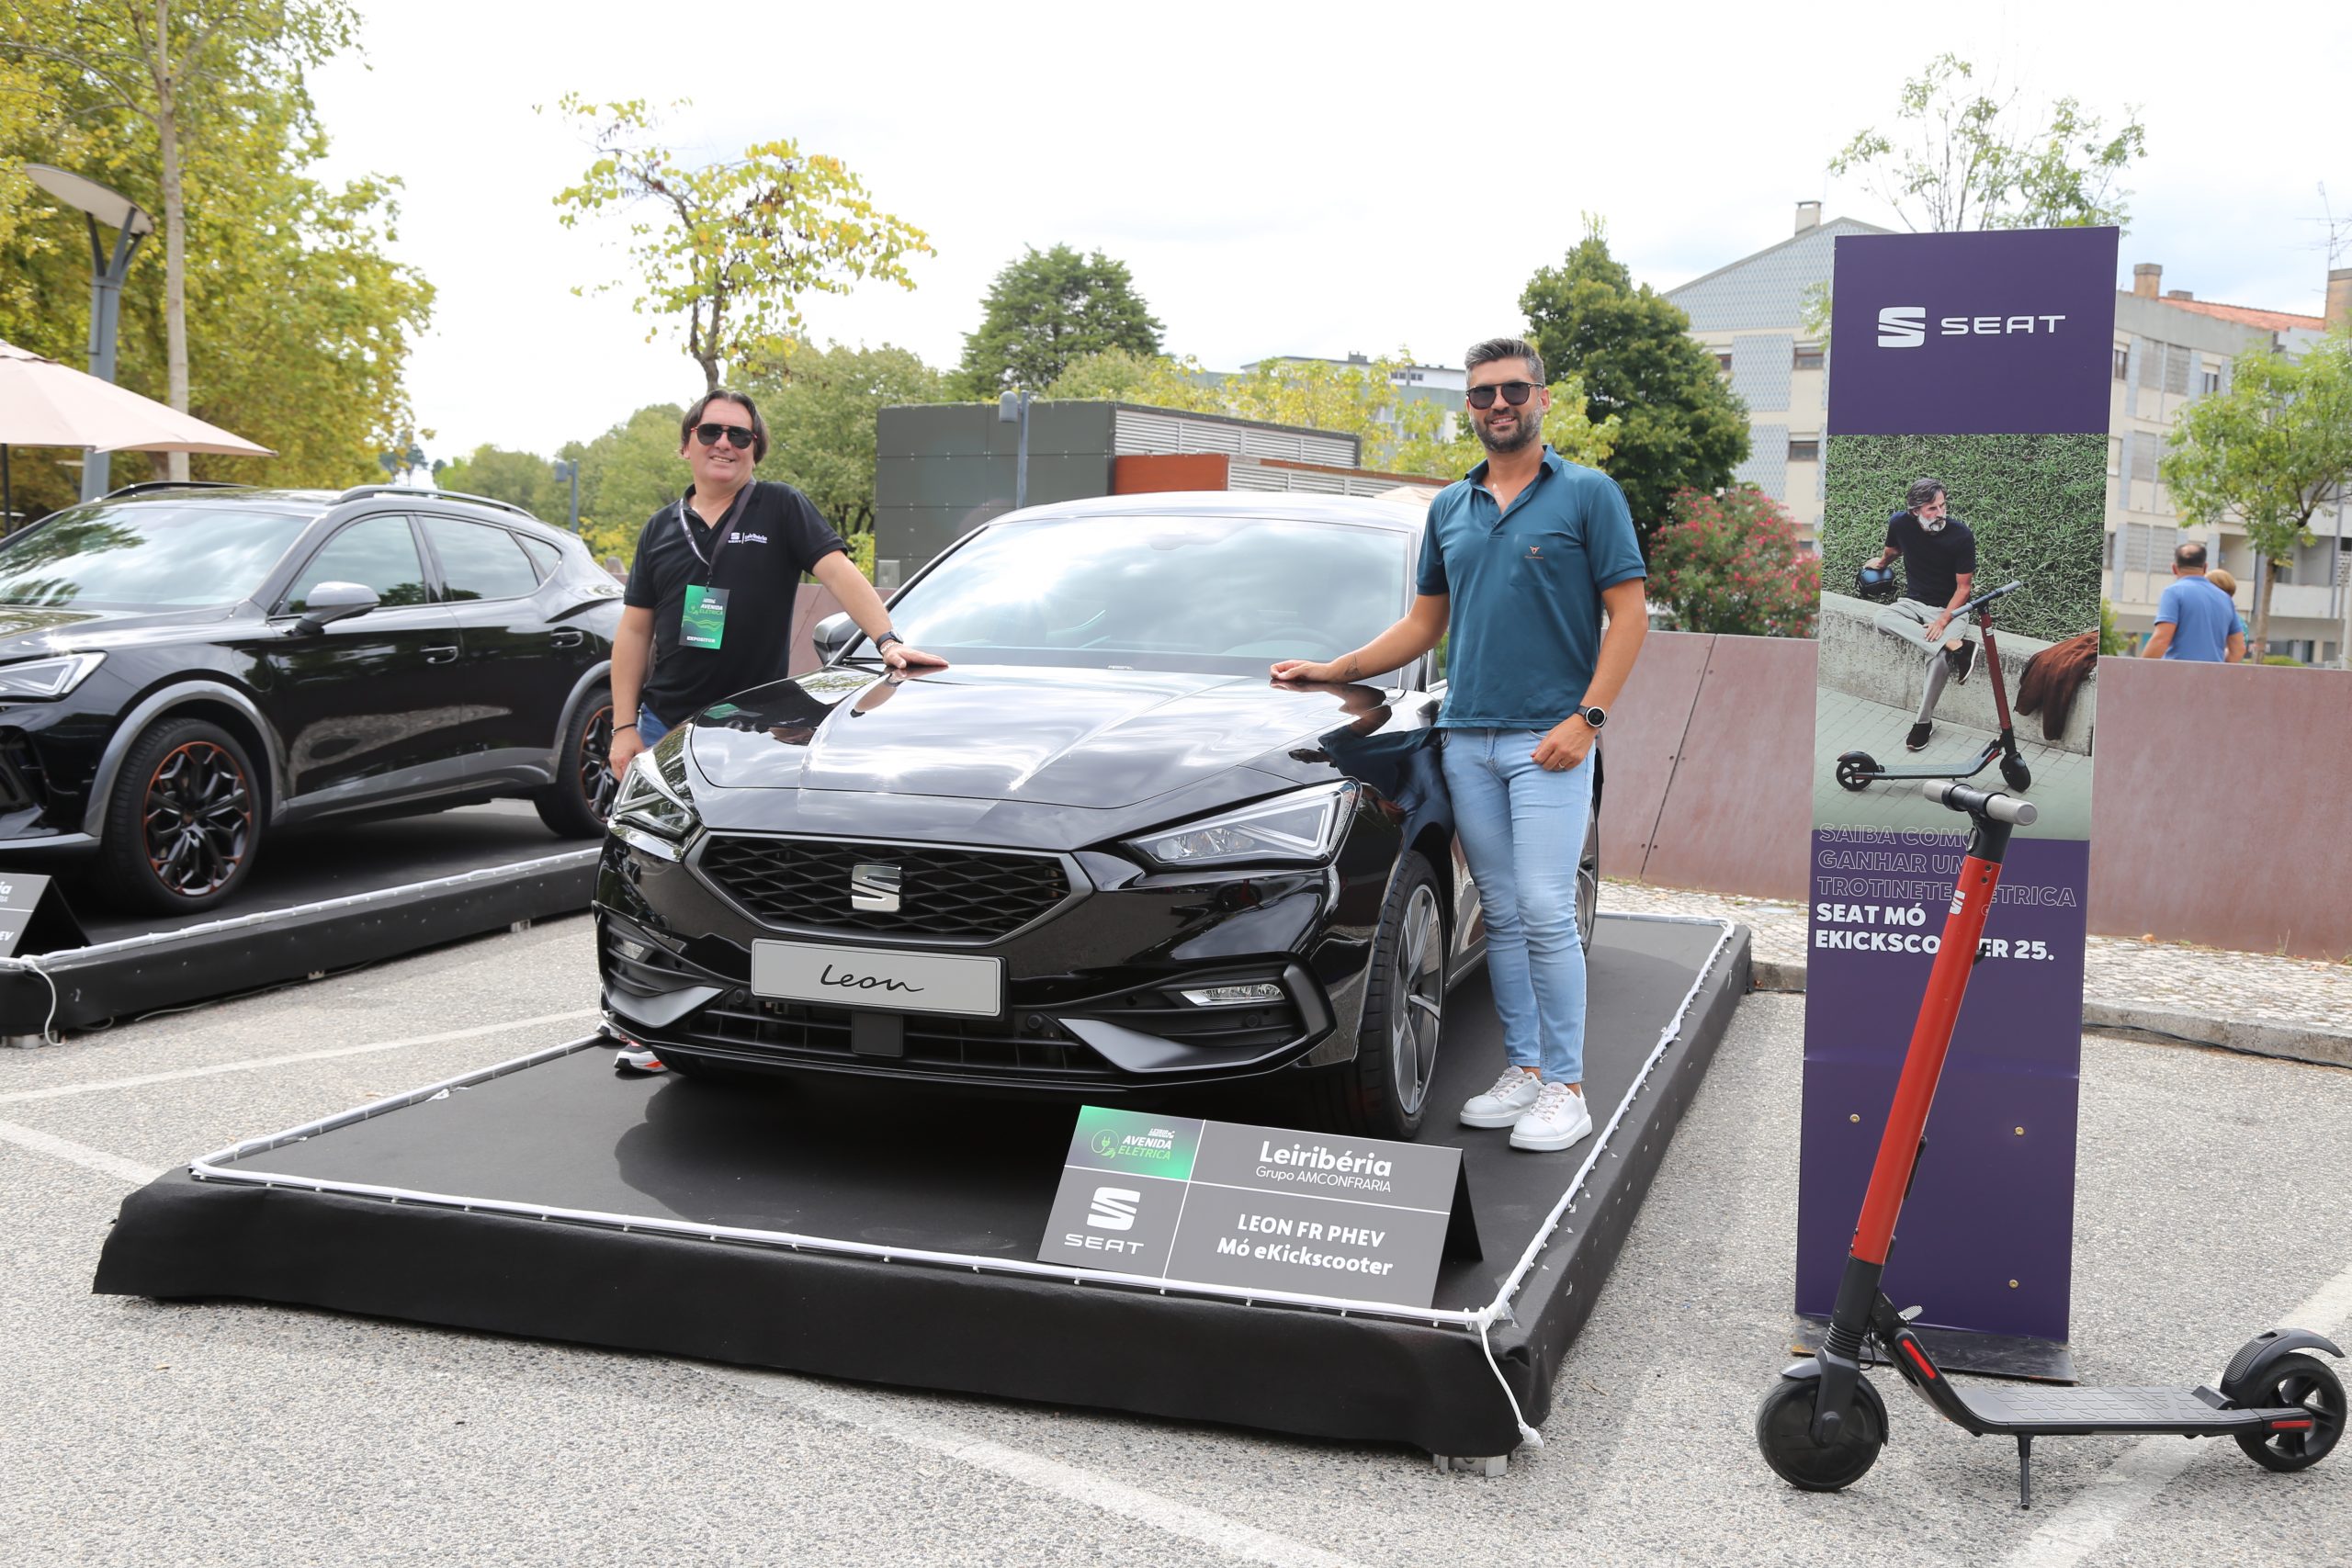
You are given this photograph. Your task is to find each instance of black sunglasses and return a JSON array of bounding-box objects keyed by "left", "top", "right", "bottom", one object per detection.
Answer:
[
  {"left": 1465, "top": 381, "right": 1537, "bottom": 410},
  {"left": 694, "top": 423, "right": 756, "bottom": 450}
]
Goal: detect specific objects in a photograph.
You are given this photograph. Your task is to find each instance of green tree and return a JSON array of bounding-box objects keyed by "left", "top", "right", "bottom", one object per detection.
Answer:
[
  {"left": 1, "top": 2, "right": 431, "bottom": 511},
  {"left": 563, "top": 404, "right": 686, "bottom": 565},
  {"left": 958, "top": 244, "right": 1163, "bottom": 396},
  {"left": 740, "top": 341, "right": 944, "bottom": 536},
  {"left": 550, "top": 96, "right": 933, "bottom": 394},
  {"left": 436, "top": 445, "right": 558, "bottom": 520},
  {"left": 2160, "top": 330, "right": 2352, "bottom": 656},
  {"left": 1648, "top": 486, "right": 1818, "bottom": 637},
  {"left": 1044, "top": 347, "right": 1222, "bottom": 409},
  {"left": 1829, "top": 53, "right": 2148, "bottom": 232},
  {"left": 4, "top": 1, "right": 363, "bottom": 480},
  {"left": 1521, "top": 225, "right": 1750, "bottom": 549}
]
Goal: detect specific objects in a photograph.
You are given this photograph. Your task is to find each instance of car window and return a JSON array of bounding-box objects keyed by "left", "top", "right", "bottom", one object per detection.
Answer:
[
  {"left": 424, "top": 517, "right": 541, "bottom": 602},
  {"left": 514, "top": 533, "right": 562, "bottom": 581},
  {"left": 0, "top": 503, "right": 311, "bottom": 611},
  {"left": 884, "top": 515, "right": 1411, "bottom": 676},
  {"left": 286, "top": 514, "right": 430, "bottom": 613}
]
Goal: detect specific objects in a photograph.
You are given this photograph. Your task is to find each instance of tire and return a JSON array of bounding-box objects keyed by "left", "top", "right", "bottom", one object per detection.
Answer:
[
  {"left": 1835, "top": 751, "right": 1876, "bottom": 792},
  {"left": 2233, "top": 1353, "right": 2345, "bottom": 1472},
  {"left": 1577, "top": 797, "right": 1600, "bottom": 958},
  {"left": 1755, "top": 1374, "right": 1887, "bottom": 1493},
  {"left": 534, "top": 684, "right": 616, "bottom": 839},
  {"left": 96, "top": 716, "right": 263, "bottom": 915},
  {"left": 1308, "top": 852, "right": 1445, "bottom": 1140},
  {"left": 1999, "top": 756, "right": 2033, "bottom": 794}
]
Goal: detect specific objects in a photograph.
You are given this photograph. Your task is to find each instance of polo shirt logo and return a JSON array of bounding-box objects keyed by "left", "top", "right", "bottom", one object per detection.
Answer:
[
  {"left": 1527, "top": 545, "right": 1543, "bottom": 558},
  {"left": 736, "top": 532, "right": 770, "bottom": 545}
]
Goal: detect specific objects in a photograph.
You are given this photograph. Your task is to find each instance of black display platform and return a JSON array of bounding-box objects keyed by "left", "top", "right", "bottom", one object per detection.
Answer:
[
  {"left": 96, "top": 914, "right": 1748, "bottom": 1456},
  {"left": 0, "top": 804, "right": 595, "bottom": 1040}
]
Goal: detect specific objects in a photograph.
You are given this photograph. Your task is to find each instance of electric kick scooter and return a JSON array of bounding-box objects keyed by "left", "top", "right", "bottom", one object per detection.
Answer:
[
  {"left": 1836, "top": 581, "right": 2034, "bottom": 796},
  {"left": 1758, "top": 779, "right": 2345, "bottom": 1506}
]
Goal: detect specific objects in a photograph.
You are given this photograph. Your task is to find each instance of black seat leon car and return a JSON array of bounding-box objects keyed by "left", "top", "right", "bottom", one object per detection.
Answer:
[
  {"left": 0, "top": 481, "right": 623, "bottom": 913},
  {"left": 595, "top": 492, "right": 1602, "bottom": 1139}
]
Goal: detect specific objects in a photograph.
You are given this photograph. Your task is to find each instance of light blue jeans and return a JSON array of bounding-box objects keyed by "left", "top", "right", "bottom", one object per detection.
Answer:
[
  {"left": 1441, "top": 728, "right": 1594, "bottom": 1085},
  {"left": 635, "top": 707, "right": 673, "bottom": 746}
]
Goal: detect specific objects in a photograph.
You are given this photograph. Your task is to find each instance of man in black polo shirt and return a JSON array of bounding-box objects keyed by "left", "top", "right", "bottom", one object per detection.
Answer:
[
  {"left": 1861, "top": 477, "right": 1976, "bottom": 751},
  {"left": 607, "top": 387, "right": 943, "bottom": 782}
]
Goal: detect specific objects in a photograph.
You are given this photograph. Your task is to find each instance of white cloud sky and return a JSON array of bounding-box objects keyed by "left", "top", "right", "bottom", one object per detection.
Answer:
[{"left": 308, "top": 0, "right": 2350, "bottom": 459}]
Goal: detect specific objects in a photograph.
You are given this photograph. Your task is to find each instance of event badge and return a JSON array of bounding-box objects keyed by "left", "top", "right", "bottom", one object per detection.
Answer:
[{"left": 680, "top": 584, "right": 729, "bottom": 649}]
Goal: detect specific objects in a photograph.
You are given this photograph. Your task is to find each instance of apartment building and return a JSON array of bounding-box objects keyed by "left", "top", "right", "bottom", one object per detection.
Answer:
[{"left": 1666, "top": 201, "right": 1889, "bottom": 548}]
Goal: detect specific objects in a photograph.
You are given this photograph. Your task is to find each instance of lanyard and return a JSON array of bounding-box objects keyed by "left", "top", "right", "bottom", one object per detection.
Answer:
[{"left": 675, "top": 483, "right": 754, "bottom": 577}]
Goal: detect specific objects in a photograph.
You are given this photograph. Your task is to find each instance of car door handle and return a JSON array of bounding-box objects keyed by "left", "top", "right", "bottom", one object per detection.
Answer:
[
  {"left": 549, "top": 628, "right": 585, "bottom": 649},
  {"left": 424, "top": 645, "right": 460, "bottom": 664}
]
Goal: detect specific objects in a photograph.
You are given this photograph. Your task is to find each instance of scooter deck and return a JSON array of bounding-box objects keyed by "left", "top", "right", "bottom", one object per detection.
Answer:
[
  {"left": 1949, "top": 1382, "right": 2288, "bottom": 1437},
  {"left": 1857, "top": 753, "right": 1998, "bottom": 783}
]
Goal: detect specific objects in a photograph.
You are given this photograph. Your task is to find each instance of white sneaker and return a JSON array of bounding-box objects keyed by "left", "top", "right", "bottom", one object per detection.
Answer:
[
  {"left": 1461, "top": 1066, "right": 1543, "bottom": 1128},
  {"left": 1510, "top": 1081, "right": 1593, "bottom": 1151}
]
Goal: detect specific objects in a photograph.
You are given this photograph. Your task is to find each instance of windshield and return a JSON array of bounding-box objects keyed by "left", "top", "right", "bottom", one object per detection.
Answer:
[
  {"left": 0, "top": 503, "right": 311, "bottom": 610},
  {"left": 880, "top": 515, "right": 1411, "bottom": 674}
]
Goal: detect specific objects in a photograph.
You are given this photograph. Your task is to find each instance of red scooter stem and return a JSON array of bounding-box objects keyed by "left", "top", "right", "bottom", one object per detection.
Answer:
[{"left": 1849, "top": 852, "right": 2004, "bottom": 1265}]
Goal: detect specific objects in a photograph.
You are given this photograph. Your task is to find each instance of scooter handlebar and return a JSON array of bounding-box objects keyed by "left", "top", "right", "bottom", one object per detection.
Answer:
[{"left": 1920, "top": 779, "right": 2038, "bottom": 826}]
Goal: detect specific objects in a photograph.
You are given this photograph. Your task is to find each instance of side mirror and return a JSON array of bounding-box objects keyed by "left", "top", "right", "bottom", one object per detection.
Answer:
[
  {"left": 296, "top": 580, "right": 380, "bottom": 635},
  {"left": 811, "top": 611, "right": 858, "bottom": 665}
]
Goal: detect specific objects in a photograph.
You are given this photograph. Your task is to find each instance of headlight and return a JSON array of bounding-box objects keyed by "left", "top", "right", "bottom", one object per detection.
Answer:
[
  {"left": 611, "top": 748, "right": 697, "bottom": 844},
  {"left": 1125, "top": 783, "right": 1354, "bottom": 869},
  {"left": 0, "top": 652, "right": 105, "bottom": 700}
]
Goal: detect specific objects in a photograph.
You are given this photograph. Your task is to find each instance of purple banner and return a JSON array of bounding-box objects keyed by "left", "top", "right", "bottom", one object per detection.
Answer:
[
  {"left": 1800, "top": 226, "right": 2116, "bottom": 1348},
  {"left": 1826, "top": 229, "right": 2120, "bottom": 436}
]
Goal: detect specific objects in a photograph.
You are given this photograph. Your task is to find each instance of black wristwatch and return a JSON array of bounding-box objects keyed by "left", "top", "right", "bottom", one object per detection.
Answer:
[
  {"left": 875, "top": 631, "right": 903, "bottom": 651},
  {"left": 1577, "top": 705, "right": 1609, "bottom": 730}
]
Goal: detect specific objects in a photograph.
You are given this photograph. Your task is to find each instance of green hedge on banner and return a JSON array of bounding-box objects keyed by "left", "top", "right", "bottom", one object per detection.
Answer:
[{"left": 1820, "top": 432, "right": 2107, "bottom": 645}]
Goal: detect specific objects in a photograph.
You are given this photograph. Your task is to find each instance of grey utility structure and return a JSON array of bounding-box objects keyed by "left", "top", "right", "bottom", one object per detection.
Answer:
[
  {"left": 874, "top": 400, "right": 1383, "bottom": 587},
  {"left": 24, "top": 165, "right": 154, "bottom": 502}
]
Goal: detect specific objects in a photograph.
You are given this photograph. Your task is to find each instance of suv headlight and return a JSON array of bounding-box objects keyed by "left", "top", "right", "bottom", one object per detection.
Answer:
[
  {"left": 1125, "top": 783, "right": 1354, "bottom": 870},
  {"left": 0, "top": 652, "right": 105, "bottom": 700},
  {"left": 610, "top": 746, "right": 698, "bottom": 854}
]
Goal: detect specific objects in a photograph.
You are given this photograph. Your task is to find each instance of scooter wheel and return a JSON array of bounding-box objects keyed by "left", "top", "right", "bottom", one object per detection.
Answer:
[
  {"left": 2000, "top": 757, "right": 2033, "bottom": 793},
  {"left": 1755, "top": 1374, "right": 1887, "bottom": 1492},
  {"left": 2233, "top": 1353, "right": 2345, "bottom": 1472},
  {"left": 1835, "top": 751, "right": 1877, "bottom": 793}
]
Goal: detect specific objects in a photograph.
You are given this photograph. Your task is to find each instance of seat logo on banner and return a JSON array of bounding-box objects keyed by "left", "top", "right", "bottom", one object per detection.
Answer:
[{"left": 1879, "top": 303, "right": 2071, "bottom": 348}]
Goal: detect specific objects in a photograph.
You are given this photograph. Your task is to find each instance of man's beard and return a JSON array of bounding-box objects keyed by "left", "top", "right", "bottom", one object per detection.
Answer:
[{"left": 1476, "top": 404, "right": 1543, "bottom": 455}]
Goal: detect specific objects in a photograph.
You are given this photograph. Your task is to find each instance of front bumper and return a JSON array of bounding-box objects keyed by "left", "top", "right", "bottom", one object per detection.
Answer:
[{"left": 593, "top": 813, "right": 1397, "bottom": 1093}]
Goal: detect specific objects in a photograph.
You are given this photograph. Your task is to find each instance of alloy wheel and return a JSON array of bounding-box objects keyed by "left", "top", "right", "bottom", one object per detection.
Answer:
[
  {"left": 1389, "top": 883, "right": 1445, "bottom": 1116},
  {"left": 578, "top": 704, "right": 618, "bottom": 819},
  {"left": 141, "top": 740, "right": 253, "bottom": 898}
]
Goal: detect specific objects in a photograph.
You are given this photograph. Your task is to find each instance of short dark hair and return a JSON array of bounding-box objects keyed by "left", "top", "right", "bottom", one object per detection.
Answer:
[
  {"left": 1905, "top": 478, "right": 1946, "bottom": 511},
  {"left": 682, "top": 388, "right": 769, "bottom": 462},
  {"left": 2175, "top": 540, "right": 2208, "bottom": 570},
  {"left": 1465, "top": 336, "right": 1545, "bottom": 385}
]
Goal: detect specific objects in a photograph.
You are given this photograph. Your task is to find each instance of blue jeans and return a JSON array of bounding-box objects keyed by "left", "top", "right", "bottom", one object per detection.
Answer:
[
  {"left": 635, "top": 707, "right": 672, "bottom": 746},
  {"left": 1441, "top": 728, "right": 1594, "bottom": 1085}
]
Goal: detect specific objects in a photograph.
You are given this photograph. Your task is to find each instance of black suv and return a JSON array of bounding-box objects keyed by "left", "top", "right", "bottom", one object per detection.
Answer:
[{"left": 0, "top": 482, "right": 624, "bottom": 912}]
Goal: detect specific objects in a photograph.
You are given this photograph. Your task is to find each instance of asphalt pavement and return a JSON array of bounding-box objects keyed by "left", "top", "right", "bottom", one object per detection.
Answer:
[{"left": 0, "top": 914, "right": 2345, "bottom": 1567}]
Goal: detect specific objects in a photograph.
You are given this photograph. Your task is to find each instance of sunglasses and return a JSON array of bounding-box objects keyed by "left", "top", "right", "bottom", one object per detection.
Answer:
[
  {"left": 694, "top": 423, "right": 756, "bottom": 450},
  {"left": 1465, "top": 380, "right": 1537, "bottom": 410}
]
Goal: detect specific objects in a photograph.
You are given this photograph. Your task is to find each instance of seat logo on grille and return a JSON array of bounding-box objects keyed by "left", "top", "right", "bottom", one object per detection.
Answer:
[{"left": 849, "top": 862, "right": 902, "bottom": 913}]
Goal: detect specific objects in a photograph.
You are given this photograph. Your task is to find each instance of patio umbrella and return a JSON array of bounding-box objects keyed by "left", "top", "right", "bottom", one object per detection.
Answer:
[{"left": 0, "top": 338, "right": 274, "bottom": 529}]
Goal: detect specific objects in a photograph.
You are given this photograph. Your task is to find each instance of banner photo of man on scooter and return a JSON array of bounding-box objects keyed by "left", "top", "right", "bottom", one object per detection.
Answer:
[{"left": 1796, "top": 227, "right": 2118, "bottom": 1368}]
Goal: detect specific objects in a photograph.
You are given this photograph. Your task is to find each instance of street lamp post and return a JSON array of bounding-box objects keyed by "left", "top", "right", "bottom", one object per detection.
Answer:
[
  {"left": 551, "top": 458, "right": 582, "bottom": 533},
  {"left": 996, "top": 389, "right": 1033, "bottom": 511},
  {"left": 25, "top": 165, "right": 154, "bottom": 502}
]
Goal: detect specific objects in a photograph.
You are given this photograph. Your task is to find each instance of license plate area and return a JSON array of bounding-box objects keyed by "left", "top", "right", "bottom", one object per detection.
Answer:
[{"left": 750, "top": 940, "right": 1004, "bottom": 1019}]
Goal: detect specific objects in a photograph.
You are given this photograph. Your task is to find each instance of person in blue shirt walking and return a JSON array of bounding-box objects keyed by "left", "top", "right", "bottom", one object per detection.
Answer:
[
  {"left": 2140, "top": 541, "right": 2245, "bottom": 662},
  {"left": 1272, "top": 337, "right": 1648, "bottom": 1152}
]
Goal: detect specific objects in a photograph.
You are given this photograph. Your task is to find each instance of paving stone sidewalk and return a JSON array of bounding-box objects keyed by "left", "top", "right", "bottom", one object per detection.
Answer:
[{"left": 1600, "top": 878, "right": 2352, "bottom": 1068}]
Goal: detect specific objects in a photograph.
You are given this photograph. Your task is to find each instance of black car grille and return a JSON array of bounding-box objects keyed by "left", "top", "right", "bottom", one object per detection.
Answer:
[
  {"left": 696, "top": 837, "right": 1069, "bottom": 941},
  {"left": 693, "top": 992, "right": 1120, "bottom": 1083},
  {"left": 0, "top": 733, "right": 44, "bottom": 813}
]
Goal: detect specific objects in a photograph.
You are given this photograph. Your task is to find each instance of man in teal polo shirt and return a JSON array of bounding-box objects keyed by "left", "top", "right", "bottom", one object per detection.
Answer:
[{"left": 1273, "top": 336, "right": 1648, "bottom": 1152}]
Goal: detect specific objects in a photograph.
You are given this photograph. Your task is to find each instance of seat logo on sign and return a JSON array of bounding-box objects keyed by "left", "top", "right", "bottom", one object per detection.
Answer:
[
  {"left": 849, "top": 863, "right": 901, "bottom": 913},
  {"left": 1879, "top": 304, "right": 2068, "bottom": 348},
  {"left": 1087, "top": 1187, "right": 1141, "bottom": 1231}
]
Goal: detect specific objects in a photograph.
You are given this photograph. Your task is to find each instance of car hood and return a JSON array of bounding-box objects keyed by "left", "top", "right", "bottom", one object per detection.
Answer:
[
  {"left": 687, "top": 663, "right": 1393, "bottom": 810},
  {"left": 0, "top": 603, "right": 237, "bottom": 658}
]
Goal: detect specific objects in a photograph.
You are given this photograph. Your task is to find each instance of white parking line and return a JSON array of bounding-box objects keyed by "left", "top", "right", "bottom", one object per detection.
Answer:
[
  {"left": 0, "top": 1010, "right": 599, "bottom": 1107},
  {"left": 2002, "top": 1257, "right": 2352, "bottom": 1568},
  {"left": 710, "top": 1367, "right": 1372, "bottom": 1568},
  {"left": 0, "top": 1117, "right": 163, "bottom": 1185}
]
